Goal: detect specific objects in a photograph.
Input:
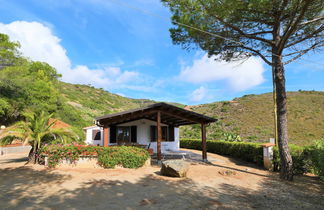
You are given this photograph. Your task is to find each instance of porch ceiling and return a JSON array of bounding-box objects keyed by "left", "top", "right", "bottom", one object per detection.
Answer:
[{"left": 95, "top": 102, "right": 217, "bottom": 127}]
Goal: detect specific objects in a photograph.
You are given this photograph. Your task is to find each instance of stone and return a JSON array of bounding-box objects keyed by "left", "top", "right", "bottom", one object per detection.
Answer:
[{"left": 160, "top": 159, "right": 190, "bottom": 177}]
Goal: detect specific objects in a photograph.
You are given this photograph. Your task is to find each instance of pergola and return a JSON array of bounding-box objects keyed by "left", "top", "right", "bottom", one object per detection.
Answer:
[{"left": 95, "top": 103, "right": 217, "bottom": 161}]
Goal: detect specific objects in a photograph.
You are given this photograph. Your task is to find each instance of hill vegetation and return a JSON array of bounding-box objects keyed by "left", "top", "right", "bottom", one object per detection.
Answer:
[{"left": 182, "top": 91, "right": 324, "bottom": 146}]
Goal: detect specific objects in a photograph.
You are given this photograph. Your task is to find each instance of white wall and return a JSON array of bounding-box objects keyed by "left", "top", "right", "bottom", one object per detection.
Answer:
[
  {"left": 83, "top": 119, "right": 180, "bottom": 152},
  {"left": 84, "top": 126, "right": 103, "bottom": 146}
]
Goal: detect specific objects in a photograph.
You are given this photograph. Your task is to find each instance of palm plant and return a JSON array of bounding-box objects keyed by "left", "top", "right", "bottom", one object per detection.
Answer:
[{"left": 0, "top": 111, "right": 77, "bottom": 163}]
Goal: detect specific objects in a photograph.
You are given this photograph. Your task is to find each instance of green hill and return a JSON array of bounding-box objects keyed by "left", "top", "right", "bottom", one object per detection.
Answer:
[
  {"left": 57, "top": 82, "right": 323, "bottom": 146},
  {"left": 56, "top": 82, "right": 156, "bottom": 129},
  {"left": 181, "top": 91, "right": 324, "bottom": 146}
]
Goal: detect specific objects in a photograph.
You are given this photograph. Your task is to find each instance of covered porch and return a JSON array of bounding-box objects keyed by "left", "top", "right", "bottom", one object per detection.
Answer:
[{"left": 95, "top": 103, "right": 216, "bottom": 162}]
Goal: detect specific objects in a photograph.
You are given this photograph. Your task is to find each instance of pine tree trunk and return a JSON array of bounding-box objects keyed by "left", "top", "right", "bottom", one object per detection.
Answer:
[{"left": 273, "top": 55, "right": 294, "bottom": 181}]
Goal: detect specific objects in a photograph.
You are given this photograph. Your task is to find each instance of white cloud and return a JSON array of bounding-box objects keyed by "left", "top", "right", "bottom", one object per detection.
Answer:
[
  {"left": 0, "top": 21, "right": 71, "bottom": 72},
  {"left": 179, "top": 54, "right": 266, "bottom": 92},
  {"left": 0, "top": 21, "right": 147, "bottom": 91},
  {"left": 190, "top": 86, "right": 208, "bottom": 102}
]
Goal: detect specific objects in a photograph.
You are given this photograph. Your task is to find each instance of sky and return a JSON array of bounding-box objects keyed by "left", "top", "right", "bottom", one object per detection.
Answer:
[{"left": 0, "top": 0, "right": 323, "bottom": 105}]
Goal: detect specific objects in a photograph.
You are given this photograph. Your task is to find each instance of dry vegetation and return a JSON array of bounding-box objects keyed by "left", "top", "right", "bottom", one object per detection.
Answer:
[{"left": 183, "top": 91, "right": 324, "bottom": 146}]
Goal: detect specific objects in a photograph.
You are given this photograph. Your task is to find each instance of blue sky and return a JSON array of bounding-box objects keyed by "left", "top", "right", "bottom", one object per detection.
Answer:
[{"left": 0, "top": 0, "right": 323, "bottom": 105}]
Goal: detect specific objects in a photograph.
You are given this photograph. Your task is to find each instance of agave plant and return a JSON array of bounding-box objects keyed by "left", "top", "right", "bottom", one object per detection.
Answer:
[{"left": 0, "top": 111, "right": 77, "bottom": 163}]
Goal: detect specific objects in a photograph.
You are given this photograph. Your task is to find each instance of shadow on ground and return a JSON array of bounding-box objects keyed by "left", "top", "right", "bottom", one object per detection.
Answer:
[{"left": 0, "top": 164, "right": 323, "bottom": 209}]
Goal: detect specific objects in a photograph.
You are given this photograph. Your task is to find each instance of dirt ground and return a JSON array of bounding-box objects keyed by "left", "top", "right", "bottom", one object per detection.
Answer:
[{"left": 0, "top": 149, "right": 323, "bottom": 210}]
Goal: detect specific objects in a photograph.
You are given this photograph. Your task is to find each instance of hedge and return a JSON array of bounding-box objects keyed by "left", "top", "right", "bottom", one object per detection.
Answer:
[
  {"left": 41, "top": 144, "right": 149, "bottom": 169},
  {"left": 180, "top": 139, "right": 263, "bottom": 166}
]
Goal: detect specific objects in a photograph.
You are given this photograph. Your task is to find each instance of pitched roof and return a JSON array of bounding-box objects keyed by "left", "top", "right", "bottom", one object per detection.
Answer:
[{"left": 95, "top": 102, "right": 216, "bottom": 127}]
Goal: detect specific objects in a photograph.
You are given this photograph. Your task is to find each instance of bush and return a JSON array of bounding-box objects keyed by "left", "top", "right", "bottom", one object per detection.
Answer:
[
  {"left": 41, "top": 144, "right": 149, "bottom": 169},
  {"left": 41, "top": 144, "right": 103, "bottom": 168},
  {"left": 273, "top": 145, "right": 312, "bottom": 175},
  {"left": 180, "top": 139, "right": 263, "bottom": 165},
  {"left": 273, "top": 141, "right": 324, "bottom": 179},
  {"left": 97, "top": 146, "right": 149, "bottom": 169},
  {"left": 306, "top": 140, "right": 324, "bottom": 179}
]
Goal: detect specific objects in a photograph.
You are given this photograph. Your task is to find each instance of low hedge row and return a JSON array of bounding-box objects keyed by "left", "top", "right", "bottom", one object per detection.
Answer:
[
  {"left": 41, "top": 144, "right": 149, "bottom": 169},
  {"left": 180, "top": 139, "right": 263, "bottom": 166}
]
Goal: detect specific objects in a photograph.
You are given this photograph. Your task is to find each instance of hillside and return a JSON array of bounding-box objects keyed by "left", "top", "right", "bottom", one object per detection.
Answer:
[
  {"left": 55, "top": 82, "right": 156, "bottom": 129},
  {"left": 182, "top": 91, "right": 324, "bottom": 146},
  {"left": 56, "top": 82, "right": 184, "bottom": 130},
  {"left": 58, "top": 82, "right": 323, "bottom": 146}
]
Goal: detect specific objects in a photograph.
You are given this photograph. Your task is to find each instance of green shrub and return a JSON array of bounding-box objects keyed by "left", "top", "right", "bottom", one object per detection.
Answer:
[
  {"left": 41, "top": 145, "right": 149, "bottom": 169},
  {"left": 180, "top": 139, "right": 263, "bottom": 165},
  {"left": 97, "top": 146, "right": 149, "bottom": 169},
  {"left": 41, "top": 144, "right": 103, "bottom": 168},
  {"left": 307, "top": 140, "right": 324, "bottom": 179},
  {"left": 273, "top": 145, "right": 312, "bottom": 175},
  {"left": 273, "top": 141, "right": 324, "bottom": 178}
]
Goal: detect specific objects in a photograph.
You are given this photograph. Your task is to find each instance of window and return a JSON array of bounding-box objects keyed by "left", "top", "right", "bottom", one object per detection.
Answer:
[
  {"left": 110, "top": 126, "right": 137, "bottom": 144},
  {"left": 92, "top": 130, "right": 101, "bottom": 141},
  {"left": 150, "top": 126, "right": 174, "bottom": 142},
  {"left": 117, "top": 126, "right": 130, "bottom": 144}
]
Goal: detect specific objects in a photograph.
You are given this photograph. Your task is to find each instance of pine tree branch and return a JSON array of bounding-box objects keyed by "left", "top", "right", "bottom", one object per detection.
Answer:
[
  {"left": 279, "top": 0, "right": 313, "bottom": 52},
  {"left": 283, "top": 42, "right": 324, "bottom": 65},
  {"left": 285, "top": 26, "right": 324, "bottom": 48},
  {"left": 238, "top": 46, "right": 272, "bottom": 65},
  {"left": 197, "top": 0, "right": 273, "bottom": 45}
]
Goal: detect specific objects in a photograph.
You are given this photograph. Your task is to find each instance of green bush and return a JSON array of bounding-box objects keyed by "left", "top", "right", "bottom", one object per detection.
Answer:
[
  {"left": 180, "top": 139, "right": 263, "bottom": 165},
  {"left": 273, "top": 141, "right": 324, "bottom": 179},
  {"left": 305, "top": 140, "right": 324, "bottom": 179},
  {"left": 97, "top": 146, "right": 149, "bottom": 169},
  {"left": 41, "top": 145, "right": 149, "bottom": 169},
  {"left": 273, "top": 145, "right": 312, "bottom": 175},
  {"left": 41, "top": 144, "right": 103, "bottom": 168}
]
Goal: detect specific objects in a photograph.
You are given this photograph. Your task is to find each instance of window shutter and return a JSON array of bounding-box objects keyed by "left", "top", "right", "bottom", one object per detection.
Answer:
[
  {"left": 110, "top": 126, "right": 117, "bottom": 143},
  {"left": 150, "top": 126, "right": 156, "bottom": 142},
  {"left": 131, "top": 126, "right": 137, "bottom": 143},
  {"left": 168, "top": 126, "right": 175, "bottom": 142}
]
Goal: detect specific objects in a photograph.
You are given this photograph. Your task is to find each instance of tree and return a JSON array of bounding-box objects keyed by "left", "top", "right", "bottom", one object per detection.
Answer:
[
  {"left": 0, "top": 111, "right": 77, "bottom": 163},
  {"left": 0, "top": 33, "right": 21, "bottom": 69},
  {"left": 162, "top": 0, "right": 324, "bottom": 180}
]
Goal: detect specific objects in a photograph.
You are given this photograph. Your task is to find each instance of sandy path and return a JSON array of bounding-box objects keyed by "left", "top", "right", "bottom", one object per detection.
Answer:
[{"left": 0, "top": 150, "right": 323, "bottom": 210}]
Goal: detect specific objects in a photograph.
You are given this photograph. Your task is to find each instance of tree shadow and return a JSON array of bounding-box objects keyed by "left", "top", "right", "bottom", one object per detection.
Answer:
[
  {"left": 0, "top": 166, "right": 72, "bottom": 209},
  {"left": 0, "top": 156, "right": 28, "bottom": 164},
  {"left": 215, "top": 174, "right": 324, "bottom": 209},
  {"left": 0, "top": 164, "right": 323, "bottom": 209}
]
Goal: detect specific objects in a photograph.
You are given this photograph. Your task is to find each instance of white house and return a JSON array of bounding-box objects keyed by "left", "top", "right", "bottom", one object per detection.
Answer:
[
  {"left": 84, "top": 103, "right": 216, "bottom": 161},
  {"left": 84, "top": 119, "right": 180, "bottom": 153}
]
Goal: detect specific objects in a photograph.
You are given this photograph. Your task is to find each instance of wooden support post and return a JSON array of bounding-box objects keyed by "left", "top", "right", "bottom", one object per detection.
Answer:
[
  {"left": 157, "top": 111, "right": 162, "bottom": 162},
  {"left": 201, "top": 123, "right": 207, "bottom": 162},
  {"left": 103, "top": 126, "right": 109, "bottom": 147}
]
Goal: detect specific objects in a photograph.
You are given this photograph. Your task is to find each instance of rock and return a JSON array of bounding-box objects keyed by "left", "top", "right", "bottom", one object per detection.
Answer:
[{"left": 160, "top": 160, "right": 190, "bottom": 177}]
